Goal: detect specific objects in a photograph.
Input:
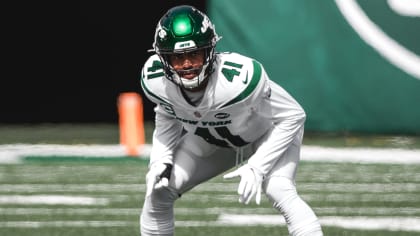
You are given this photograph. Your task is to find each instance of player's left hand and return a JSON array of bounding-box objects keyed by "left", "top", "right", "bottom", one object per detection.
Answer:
[
  {"left": 145, "top": 162, "right": 173, "bottom": 197},
  {"left": 223, "top": 164, "right": 263, "bottom": 205}
]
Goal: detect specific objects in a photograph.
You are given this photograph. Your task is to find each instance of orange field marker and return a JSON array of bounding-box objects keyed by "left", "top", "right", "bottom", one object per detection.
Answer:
[{"left": 117, "top": 92, "right": 145, "bottom": 156}]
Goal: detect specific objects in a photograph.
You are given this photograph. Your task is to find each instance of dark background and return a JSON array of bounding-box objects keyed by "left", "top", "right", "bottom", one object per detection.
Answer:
[{"left": 2, "top": 1, "right": 206, "bottom": 124}]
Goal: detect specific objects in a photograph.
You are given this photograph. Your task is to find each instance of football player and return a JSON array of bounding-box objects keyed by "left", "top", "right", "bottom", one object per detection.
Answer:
[{"left": 140, "top": 5, "right": 323, "bottom": 236}]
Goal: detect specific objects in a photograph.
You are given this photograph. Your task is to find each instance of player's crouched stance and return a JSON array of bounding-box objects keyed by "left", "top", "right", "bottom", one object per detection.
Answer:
[{"left": 139, "top": 5, "right": 323, "bottom": 236}]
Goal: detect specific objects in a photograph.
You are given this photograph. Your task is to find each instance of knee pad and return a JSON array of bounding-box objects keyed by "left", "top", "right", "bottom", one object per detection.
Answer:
[
  {"left": 264, "top": 176, "right": 298, "bottom": 210},
  {"left": 264, "top": 176, "right": 323, "bottom": 236},
  {"left": 140, "top": 187, "right": 179, "bottom": 236},
  {"left": 149, "top": 186, "right": 180, "bottom": 209}
]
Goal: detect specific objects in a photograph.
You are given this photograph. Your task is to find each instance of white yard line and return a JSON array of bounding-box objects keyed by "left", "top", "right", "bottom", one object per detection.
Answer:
[
  {"left": 0, "top": 144, "right": 419, "bottom": 164},
  {"left": 0, "top": 184, "right": 145, "bottom": 193},
  {"left": 0, "top": 221, "right": 133, "bottom": 228},
  {"left": 1, "top": 205, "right": 420, "bottom": 231},
  {"left": 0, "top": 208, "right": 140, "bottom": 215},
  {"left": 218, "top": 214, "right": 420, "bottom": 232},
  {"left": 0, "top": 195, "right": 108, "bottom": 205},
  {"left": 2, "top": 182, "right": 420, "bottom": 194},
  {"left": 192, "top": 182, "right": 420, "bottom": 193},
  {"left": 3, "top": 206, "right": 420, "bottom": 216}
]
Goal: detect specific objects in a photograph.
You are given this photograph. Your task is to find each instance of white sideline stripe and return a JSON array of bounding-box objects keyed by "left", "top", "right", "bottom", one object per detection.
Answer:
[
  {"left": 0, "top": 144, "right": 419, "bottom": 164},
  {"left": 0, "top": 144, "right": 152, "bottom": 163},
  {"left": 218, "top": 214, "right": 420, "bottom": 232},
  {"left": 0, "top": 195, "right": 108, "bottom": 205},
  {"left": 301, "top": 146, "right": 420, "bottom": 164}
]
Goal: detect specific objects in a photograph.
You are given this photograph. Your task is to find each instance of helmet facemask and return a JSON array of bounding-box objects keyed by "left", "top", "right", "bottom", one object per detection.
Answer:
[
  {"left": 151, "top": 5, "right": 220, "bottom": 90},
  {"left": 159, "top": 46, "right": 215, "bottom": 90}
]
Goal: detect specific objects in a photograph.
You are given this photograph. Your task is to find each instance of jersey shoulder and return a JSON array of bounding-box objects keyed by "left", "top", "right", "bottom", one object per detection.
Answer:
[
  {"left": 213, "top": 52, "right": 267, "bottom": 108},
  {"left": 141, "top": 54, "right": 165, "bottom": 82},
  {"left": 140, "top": 54, "right": 176, "bottom": 105}
]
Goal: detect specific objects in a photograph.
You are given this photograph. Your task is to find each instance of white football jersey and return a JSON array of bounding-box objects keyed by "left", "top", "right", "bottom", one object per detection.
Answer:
[{"left": 141, "top": 52, "right": 306, "bottom": 172}]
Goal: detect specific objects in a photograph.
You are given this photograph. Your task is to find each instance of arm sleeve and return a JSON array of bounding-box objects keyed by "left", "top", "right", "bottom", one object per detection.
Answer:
[
  {"left": 140, "top": 60, "right": 183, "bottom": 167},
  {"left": 149, "top": 105, "right": 183, "bottom": 166},
  {"left": 247, "top": 73, "right": 306, "bottom": 176}
]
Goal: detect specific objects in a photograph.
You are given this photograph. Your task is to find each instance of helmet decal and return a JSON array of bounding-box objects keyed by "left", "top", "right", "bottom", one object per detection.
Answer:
[
  {"left": 157, "top": 25, "right": 166, "bottom": 40},
  {"left": 158, "top": 30, "right": 165, "bottom": 39},
  {"left": 172, "top": 15, "right": 193, "bottom": 36},
  {"left": 201, "top": 16, "right": 211, "bottom": 33},
  {"left": 174, "top": 40, "right": 196, "bottom": 50}
]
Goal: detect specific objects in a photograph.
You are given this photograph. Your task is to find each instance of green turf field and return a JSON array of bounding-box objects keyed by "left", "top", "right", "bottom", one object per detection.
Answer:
[
  {"left": 1, "top": 158, "right": 419, "bottom": 235},
  {"left": 0, "top": 123, "right": 419, "bottom": 235}
]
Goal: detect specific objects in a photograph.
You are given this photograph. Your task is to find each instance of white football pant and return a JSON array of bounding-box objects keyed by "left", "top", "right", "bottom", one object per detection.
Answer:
[{"left": 140, "top": 128, "right": 323, "bottom": 236}]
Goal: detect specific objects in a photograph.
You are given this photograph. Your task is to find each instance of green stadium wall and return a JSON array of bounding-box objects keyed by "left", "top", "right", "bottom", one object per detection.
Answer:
[{"left": 208, "top": 0, "right": 420, "bottom": 134}]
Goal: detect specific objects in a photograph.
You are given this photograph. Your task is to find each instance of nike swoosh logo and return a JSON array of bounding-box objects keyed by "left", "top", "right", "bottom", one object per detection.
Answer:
[{"left": 243, "top": 72, "right": 248, "bottom": 84}]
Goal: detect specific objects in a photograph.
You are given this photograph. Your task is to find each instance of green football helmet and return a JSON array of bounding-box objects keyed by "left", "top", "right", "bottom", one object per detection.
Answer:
[{"left": 152, "top": 5, "right": 220, "bottom": 90}]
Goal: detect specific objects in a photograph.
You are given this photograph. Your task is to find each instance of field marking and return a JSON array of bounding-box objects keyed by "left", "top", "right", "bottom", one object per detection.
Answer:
[
  {"left": 320, "top": 216, "right": 420, "bottom": 232},
  {"left": 218, "top": 214, "right": 420, "bottom": 232},
  {"left": 193, "top": 182, "right": 420, "bottom": 193},
  {"left": 2, "top": 182, "right": 420, "bottom": 194},
  {"left": 0, "top": 221, "right": 133, "bottom": 228},
  {"left": 1, "top": 216, "right": 420, "bottom": 232},
  {"left": 0, "top": 208, "right": 140, "bottom": 215},
  {"left": 2, "top": 206, "right": 420, "bottom": 217},
  {"left": 2, "top": 181, "right": 420, "bottom": 198},
  {"left": 0, "top": 144, "right": 151, "bottom": 163},
  {"left": 301, "top": 193, "right": 420, "bottom": 202},
  {"left": 301, "top": 146, "right": 420, "bottom": 164},
  {"left": 1, "top": 144, "right": 419, "bottom": 164},
  {"left": 179, "top": 192, "right": 420, "bottom": 203},
  {"left": 0, "top": 195, "right": 108, "bottom": 205},
  {"left": 0, "top": 184, "right": 145, "bottom": 193},
  {"left": 314, "top": 207, "right": 420, "bottom": 216},
  {"left": 1, "top": 204, "right": 419, "bottom": 231}
]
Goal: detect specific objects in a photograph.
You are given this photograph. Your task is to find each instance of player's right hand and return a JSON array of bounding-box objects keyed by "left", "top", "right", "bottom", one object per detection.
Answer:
[
  {"left": 223, "top": 164, "right": 263, "bottom": 205},
  {"left": 145, "top": 163, "right": 173, "bottom": 197}
]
